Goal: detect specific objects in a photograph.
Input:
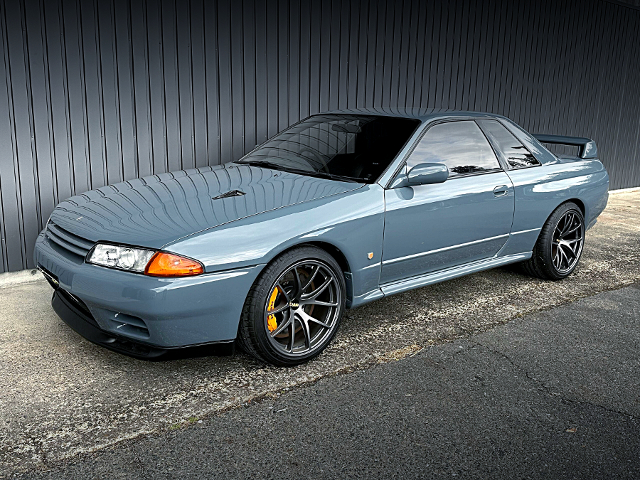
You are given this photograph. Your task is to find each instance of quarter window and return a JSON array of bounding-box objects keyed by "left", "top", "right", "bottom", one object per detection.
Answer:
[
  {"left": 478, "top": 119, "right": 541, "bottom": 168},
  {"left": 407, "top": 121, "right": 501, "bottom": 178}
]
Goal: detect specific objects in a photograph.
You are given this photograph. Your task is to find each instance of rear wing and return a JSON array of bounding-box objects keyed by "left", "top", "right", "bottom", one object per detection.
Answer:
[{"left": 533, "top": 134, "right": 598, "bottom": 159}]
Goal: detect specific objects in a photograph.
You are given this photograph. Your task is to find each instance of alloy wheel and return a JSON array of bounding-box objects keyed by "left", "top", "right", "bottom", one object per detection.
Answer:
[
  {"left": 264, "top": 260, "right": 342, "bottom": 357},
  {"left": 551, "top": 209, "right": 584, "bottom": 274}
]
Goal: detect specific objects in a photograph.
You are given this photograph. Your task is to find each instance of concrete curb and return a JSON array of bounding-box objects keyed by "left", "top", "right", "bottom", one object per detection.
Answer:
[
  {"left": 0, "top": 269, "right": 43, "bottom": 289},
  {"left": 609, "top": 186, "right": 640, "bottom": 195}
]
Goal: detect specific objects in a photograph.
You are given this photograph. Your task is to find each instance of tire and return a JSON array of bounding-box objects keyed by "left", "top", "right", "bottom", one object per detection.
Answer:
[
  {"left": 237, "top": 246, "right": 346, "bottom": 366},
  {"left": 521, "top": 201, "right": 585, "bottom": 280}
]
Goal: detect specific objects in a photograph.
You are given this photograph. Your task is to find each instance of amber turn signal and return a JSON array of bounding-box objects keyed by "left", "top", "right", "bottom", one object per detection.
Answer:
[{"left": 144, "top": 252, "right": 204, "bottom": 277}]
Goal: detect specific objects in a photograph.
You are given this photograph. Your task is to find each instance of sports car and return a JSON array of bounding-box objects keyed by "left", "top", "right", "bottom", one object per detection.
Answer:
[{"left": 34, "top": 108, "right": 609, "bottom": 366}]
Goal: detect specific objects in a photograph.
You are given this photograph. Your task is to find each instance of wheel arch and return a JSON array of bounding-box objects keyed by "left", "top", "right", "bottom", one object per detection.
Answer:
[
  {"left": 566, "top": 198, "right": 586, "bottom": 217},
  {"left": 268, "top": 241, "right": 354, "bottom": 304},
  {"left": 536, "top": 198, "right": 586, "bottom": 242}
]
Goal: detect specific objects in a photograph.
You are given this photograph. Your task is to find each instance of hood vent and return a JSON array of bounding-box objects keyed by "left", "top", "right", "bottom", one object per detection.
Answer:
[{"left": 212, "top": 190, "right": 246, "bottom": 200}]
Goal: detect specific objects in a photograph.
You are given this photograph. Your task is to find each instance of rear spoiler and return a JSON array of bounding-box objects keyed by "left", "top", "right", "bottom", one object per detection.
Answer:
[{"left": 533, "top": 134, "right": 598, "bottom": 159}]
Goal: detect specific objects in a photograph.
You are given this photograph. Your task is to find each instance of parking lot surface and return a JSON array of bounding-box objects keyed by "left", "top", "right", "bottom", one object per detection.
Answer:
[
  {"left": 13, "top": 283, "right": 640, "bottom": 479},
  {"left": 1, "top": 190, "right": 639, "bottom": 476}
]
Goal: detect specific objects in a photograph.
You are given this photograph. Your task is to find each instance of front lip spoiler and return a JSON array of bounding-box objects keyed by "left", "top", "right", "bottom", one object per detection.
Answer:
[
  {"left": 52, "top": 290, "right": 168, "bottom": 359},
  {"left": 51, "top": 289, "right": 234, "bottom": 360}
]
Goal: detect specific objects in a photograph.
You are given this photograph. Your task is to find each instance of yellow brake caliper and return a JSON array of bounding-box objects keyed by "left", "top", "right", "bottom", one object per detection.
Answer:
[{"left": 267, "top": 286, "right": 279, "bottom": 332}]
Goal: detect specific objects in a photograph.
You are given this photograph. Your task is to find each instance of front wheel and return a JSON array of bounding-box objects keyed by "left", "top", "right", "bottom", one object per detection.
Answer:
[
  {"left": 237, "top": 246, "right": 346, "bottom": 366},
  {"left": 522, "top": 202, "right": 585, "bottom": 280}
]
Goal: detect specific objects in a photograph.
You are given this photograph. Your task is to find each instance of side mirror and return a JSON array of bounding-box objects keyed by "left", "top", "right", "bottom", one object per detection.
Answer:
[{"left": 406, "top": 163, "right": 449, "bottom": 186}]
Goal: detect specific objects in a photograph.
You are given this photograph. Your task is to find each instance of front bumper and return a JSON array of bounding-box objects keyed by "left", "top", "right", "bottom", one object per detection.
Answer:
[
  {"left": 51, "top": 287, "right": 170, "bottom": 358},
  {"left": 35, "top": 233, "right": 264, "bottom": 353}
]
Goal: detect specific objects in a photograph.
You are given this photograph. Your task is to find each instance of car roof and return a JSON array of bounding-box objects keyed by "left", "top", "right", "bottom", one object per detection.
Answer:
[{"left": 321, "top": 107, "right": 504, "bottom": 122}]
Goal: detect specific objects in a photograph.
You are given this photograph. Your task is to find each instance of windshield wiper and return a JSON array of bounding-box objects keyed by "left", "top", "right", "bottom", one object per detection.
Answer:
[
  {"left": 239, "top": 160, "right": 362, "bottom": 183},
  {"left": 239, "top": 160, "right": 287, "bottom": 171},
  {"left": 304, "top": 171, "right": 363, "bottom": 183}
]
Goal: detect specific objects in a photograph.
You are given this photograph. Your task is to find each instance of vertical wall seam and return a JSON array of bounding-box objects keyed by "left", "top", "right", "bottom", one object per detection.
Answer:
[
  {"left": 23, "top": 0, "right": 44, "bottom": 235},
  {"left": 4, "top": 1, "right": 28, "bottom": 268}
]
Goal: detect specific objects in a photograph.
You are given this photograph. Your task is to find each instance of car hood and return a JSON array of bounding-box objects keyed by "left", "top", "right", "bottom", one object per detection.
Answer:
[{"left": 48, "top": 164, "right": 362, "bottom": 249}]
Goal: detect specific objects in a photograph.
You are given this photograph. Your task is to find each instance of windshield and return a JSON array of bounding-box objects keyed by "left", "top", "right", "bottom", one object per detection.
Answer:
[{"left": 238, "top": 114, "right": 420, "bottom": 183}]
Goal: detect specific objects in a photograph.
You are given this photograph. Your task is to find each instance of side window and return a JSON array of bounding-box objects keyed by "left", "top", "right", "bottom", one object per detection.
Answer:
[
  {"left": 478, "top": 119, "right": 541, "bottom": 169},
  {"left": 406, "top": 121, "right": 501, "bottom": 178}
]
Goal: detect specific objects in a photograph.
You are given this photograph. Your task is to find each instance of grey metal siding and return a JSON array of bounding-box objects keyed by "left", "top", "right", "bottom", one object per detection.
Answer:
[{"left": 0, "top": 0, "right": 639, "bottom": 273}]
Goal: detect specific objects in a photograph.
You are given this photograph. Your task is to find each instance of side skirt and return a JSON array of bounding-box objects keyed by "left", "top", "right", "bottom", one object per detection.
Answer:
[{"left": 380, "top": 252, "right": 532, "bottom": 297}]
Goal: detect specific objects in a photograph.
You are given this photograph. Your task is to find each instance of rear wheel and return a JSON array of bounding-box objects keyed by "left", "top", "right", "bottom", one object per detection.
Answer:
[
  {"left": 522, "top": 202, "right": 585, "bottom": 280},
  {"left": 237, "top": 246, "right": 346, "bottom": 366}
]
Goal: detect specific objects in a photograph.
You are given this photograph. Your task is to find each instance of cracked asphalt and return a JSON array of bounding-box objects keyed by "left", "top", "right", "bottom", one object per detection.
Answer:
[{"left": 1, "top": 189, "right": 639, "bottom": 477}]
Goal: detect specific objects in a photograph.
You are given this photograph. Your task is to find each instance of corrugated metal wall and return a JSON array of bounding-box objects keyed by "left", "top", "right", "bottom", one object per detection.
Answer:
[{"left": 0, "top": 0, "right": 639, "bottom": 273}]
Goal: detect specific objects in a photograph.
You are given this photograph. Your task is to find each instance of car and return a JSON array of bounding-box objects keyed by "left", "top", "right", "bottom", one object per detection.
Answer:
[{"left": 34, "top": 108, "right": 609, "bottom": 366}]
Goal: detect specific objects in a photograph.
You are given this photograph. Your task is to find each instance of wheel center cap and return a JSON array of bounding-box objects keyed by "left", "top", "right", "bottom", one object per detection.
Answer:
[{"left": 289, "top": 302, "right": 300, "bottom": 308}]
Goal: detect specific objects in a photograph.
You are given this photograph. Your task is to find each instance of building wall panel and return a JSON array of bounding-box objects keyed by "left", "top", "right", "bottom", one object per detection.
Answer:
[{"left": 0, "top": 0, "right": 638, "bottom": 272}]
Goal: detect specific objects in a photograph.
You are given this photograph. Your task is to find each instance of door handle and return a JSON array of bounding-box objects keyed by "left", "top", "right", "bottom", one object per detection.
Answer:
[{"left": 493, "top": 185, "right": 509, "bottom": 197}]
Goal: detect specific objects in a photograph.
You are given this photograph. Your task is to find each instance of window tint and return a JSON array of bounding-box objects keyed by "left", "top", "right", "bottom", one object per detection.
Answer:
[
  {"left": 239, "top": 115, "right": 420, "bottom": 183},
  {"left": 407, "top": 121, "right": 501, "bottom": 178},
  {"left": 478, "top": 119, "right": 541, "bottom": 168}
]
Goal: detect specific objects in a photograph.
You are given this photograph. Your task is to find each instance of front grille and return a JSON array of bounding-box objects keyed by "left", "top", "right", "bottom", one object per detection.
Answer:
[{"left": 45, "top": 221, "right": 94, "bottom": 259}]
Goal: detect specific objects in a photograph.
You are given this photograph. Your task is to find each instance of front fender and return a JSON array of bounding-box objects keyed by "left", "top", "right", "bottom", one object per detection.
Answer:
[{"left": 165, "top": 184, "right": 386, "bottom": 302}]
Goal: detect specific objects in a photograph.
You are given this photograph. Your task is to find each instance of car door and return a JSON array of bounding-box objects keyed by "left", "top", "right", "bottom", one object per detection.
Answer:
[{"left": 380, "top": 120, "right": 515, "bottom": 285}]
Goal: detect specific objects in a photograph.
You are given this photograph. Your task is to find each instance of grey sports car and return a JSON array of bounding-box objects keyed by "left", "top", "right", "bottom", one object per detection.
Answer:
[{"left": 35, "top": 108, "right": 609, "bottom": 366}]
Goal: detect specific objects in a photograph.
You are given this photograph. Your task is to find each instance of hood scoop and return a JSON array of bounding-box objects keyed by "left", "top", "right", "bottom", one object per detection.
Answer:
[{"left": 212, "top": 189, "right": 246, "bottom": 200}]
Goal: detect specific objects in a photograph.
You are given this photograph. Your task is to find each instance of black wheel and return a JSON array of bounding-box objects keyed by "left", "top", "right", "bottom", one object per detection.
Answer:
[
  {"left": 522, "top": 202, "right": 585, "bottom": 280},
  {"left": 237, "top": 246, "right": 346, "bottom": 366}
]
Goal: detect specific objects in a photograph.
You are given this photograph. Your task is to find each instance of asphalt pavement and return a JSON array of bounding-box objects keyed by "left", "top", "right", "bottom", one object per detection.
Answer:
[
  {"left": 1, "top": 189, "right": 639, "bottom": 477},
  {"left": 12, "top": 283, "right": 640, "bottom": 479}
]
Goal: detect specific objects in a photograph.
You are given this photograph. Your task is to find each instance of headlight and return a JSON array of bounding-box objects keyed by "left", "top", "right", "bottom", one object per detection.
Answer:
[
  {"left": 87, "top": 243, "right": 204, "bottom": 277},
  {"left": 87, "top": 244, "right": 156, "bottom": 273}
]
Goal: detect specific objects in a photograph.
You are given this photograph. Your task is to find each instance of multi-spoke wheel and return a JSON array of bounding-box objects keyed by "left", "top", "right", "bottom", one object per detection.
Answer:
[
  {"left": 237, "top": 246, "right": 346, "bottom": 366},
  {"left": 522, "top": 201, "right": 585, "bottom": 280},
  {"left": 551, "top": 209, "right": 584, "bottom": 274}
]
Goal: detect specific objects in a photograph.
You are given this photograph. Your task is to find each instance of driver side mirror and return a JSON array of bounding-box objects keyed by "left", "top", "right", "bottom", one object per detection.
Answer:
[
  {"left": 408, "top": 163, "right": 449, "bottom": 185},
  {"left": 392, "top": 163, "right": 449, "bottom": 188}
]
